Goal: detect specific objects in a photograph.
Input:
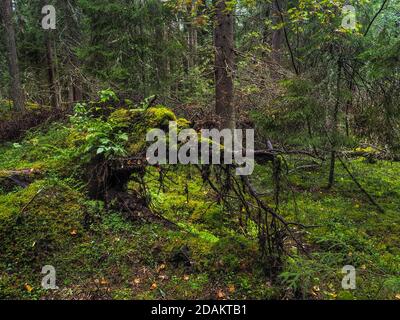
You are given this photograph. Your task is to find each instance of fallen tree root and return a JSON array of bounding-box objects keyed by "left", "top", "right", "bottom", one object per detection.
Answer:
[{"left": 194, "top": 164, "right": 310, "bottom": 273}]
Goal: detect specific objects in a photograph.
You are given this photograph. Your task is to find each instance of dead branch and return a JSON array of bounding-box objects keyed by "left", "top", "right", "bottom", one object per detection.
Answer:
[{"left": 336, "top": 154, "right": 385, "bottom": 213}]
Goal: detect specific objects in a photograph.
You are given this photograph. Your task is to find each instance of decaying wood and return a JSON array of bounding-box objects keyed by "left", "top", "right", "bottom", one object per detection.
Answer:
[{"left": 0, "top": 169, "right": 41, "bottom": 189}]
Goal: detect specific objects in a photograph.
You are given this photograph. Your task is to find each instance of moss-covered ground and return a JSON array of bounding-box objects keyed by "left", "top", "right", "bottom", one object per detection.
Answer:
[{"left": 1, "top": 108, "right": 400, "bottom": 300}]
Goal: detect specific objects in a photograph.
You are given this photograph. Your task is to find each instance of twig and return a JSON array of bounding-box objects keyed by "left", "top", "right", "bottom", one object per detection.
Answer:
[
  {"left": 20, "top": 187, "right": 45, "bottom": 215},
  {"left": 364, "top": 0, "right": 389, "bottom": 37},
  {"left": 275, "top": 0, "right": 299, "bottom": 75},
  {"left": 336, "top": 155, "right": 384, "bottom": 213}
]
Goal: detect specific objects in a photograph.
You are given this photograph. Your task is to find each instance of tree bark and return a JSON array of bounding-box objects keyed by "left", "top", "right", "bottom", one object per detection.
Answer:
[
  {"left": 45, "top": 31, "right": 61, "bottom": 109},
  {"left": 214, "top": 0, "right": 235, "bottom": 129},
  {"left": 58, "top": 0, "right": 82, "bottom": 105},
  {"left": 271, "top": 0, "right": 285, "bottom": 63},
  {"left": 186, "top": 2, "right": 198, "bottom": 69},
  {"left": 328, "top": 57, "right": 342, "bottom": 188},
  {"left": 1, "top": 0, "right": 25, "bottom": 111}
]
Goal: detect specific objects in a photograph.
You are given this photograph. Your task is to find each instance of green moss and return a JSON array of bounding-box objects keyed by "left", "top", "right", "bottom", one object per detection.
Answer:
[
  {"left": 145, "top": 105, "right": 177, "bottom": 128},
  {"left": 112, "top": 288, "right": 134, "bottom": 299},
  {"left": 211, "top": 235, "right": 258, "bottom": 272},
  {"left": 177, "top": 118, "right": 191, "bottom": 129},
  {"left": 108, "top": 108, "right": 133, "bottom": 127},
  {"left": 0, "top": 180, "right": 86, "bottom": 268},
  {"left": 124, "top": 99, "right": 134, "bottom": 107}
]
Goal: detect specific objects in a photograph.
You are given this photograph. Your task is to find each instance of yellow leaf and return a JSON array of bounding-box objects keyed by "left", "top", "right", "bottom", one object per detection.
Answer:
[
  {"left": 150, "top": 283, "right": 157, "bottom": 290},
  {"left": 133, "top": 278, "right": 141, "bottom": 285},
  {"left": 395, "top": 293, "right": 400, "bottom": 300},
  {"left": 228, "top": 284, "right": 235, "bottom": 293},
  {"left": 70, "top": 229, "right": 77, "bottom": 236},
  {"left": 100, "top": 278, "right": 108, "bottom": 285},
  {"left": 157, "top": 264, "right": 166, "bottom": 272},
  {"left": 24, "top": 283, "right": 33, "bottom": 293}
]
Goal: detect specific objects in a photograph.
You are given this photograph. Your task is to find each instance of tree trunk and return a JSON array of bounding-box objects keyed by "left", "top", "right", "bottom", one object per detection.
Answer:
[
  {"left": 271, "top": 0, "right": 284, "bottom": 63},
  {"left": 60, "top": 0, "right": 83, "bottom": 105},
  {"left": 45, "top": 31, "right": 61, "bottom": 109},
  {"left": 187, "top": 25, "right": 198, "bottom": 69},
  {"left": 345, "top": 79, "right": 354, "bottom": 137},
  {"left": 328, "top": 57, "right": 342, "bottom": 188},
  {"left": 1, "top": 0, "right": 25, "bottom": 111},
  {"left": 214, "top": 0, "right": 235, "bottom": 129},
  {"left": 260, "top": 1, "right": 270, "bottom": 46},
  {"left": 186, "top": 2, "right": 197, "bottom": 69}
]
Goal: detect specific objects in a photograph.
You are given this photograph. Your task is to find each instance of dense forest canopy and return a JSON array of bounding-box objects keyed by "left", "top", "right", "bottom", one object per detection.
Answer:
[{"left": 1, "top": 0, "right": 400, "bottom": 301}]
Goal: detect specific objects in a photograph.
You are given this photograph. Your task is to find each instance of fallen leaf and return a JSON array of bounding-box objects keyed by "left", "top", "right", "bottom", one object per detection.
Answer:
[
  {"left": 216, "top": 289, "right": 225, "bottom": 299},
  {"left": 157, "top": 264, "right": 166, "bottom": 272},
  {"left": 310, "top": 290, "right": 318, "bottom": 297},
  {"left": 395, "top": 293, "right": 400, "bottom": 300},
  {"left": 133, "top": 278, "right": 141, "bottom": 285},
  {"left": 228, "top": 284, "right": 235, "bottom": 293},
  {"left": 100, "top": 278, "right": 108, "bottom": 285},
  {"left": 24, "top": 283, "right": 33, "bottom": 293},
  {"left": 70, "top": 229, "right": 77, "bottom": 236},
  {"left": 150, "top": 283, "right": 157, "bottom": 290},
  {"left": 183, "top": 275, "right": 190, "bottom": 281}
]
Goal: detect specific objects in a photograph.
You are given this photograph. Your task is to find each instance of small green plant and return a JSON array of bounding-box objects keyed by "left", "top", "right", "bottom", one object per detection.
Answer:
[
  {"left": 139, "top": 95, "right": 156, "bottom": 110},
  {"left": 84, "top": 120, "right": 128, "bottom": 158},
  {"left": 99, "top": 89, "right": 118, "bottom": 103},
  {"left": 70, "top": 102, "right": 90, "bottom": 126}
]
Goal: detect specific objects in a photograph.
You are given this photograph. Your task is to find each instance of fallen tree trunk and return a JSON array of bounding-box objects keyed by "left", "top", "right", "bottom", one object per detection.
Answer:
[{"left": 0, "top": 169, "right": 42, "bottom": 189}]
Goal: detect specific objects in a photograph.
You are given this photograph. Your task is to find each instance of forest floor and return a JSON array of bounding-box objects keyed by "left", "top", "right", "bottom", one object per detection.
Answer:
[{"left": 1, "top": 120, "right": 400, "bottom": 300}]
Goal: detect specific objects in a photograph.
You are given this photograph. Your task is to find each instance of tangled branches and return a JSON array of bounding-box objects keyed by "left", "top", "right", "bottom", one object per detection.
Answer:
[{"left": 194, "top": 163, "right": 307, "bottom": 277}]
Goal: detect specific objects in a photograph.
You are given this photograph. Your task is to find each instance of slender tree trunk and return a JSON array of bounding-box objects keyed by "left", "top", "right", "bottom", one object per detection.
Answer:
[
  {"left": 345, "top": 80, "right": 354, "bottom": 137},
  {"left": 45, "top": 31, "right": 61, "bottom": 109},
  {"left": 164, "top": 28, "right": 171, "bottom": 85},
  {"left": 214, "top": 0, "right": 235, "bottom": 129},
  {"left": 259, "top": 1, "right": 270, "bottom": 46},
  {"left": 186, "top": 3, "right": 198, "bottom": 69},
  {"left": 68, "top": 82, "right": 74, "bottom": 106},
  {"left": 328, "top": 58, "right": 342, "bottom": 188},
  {"left": 59, "top": 0, "right": 82, "bottom": 105},
  {"left": 187, "top": 27, "right": 197, "bottom": 68},
  {"left": 271, "top": 0, "right": 285, "bottom": 63},
  {"left": 1, "top": 0, "right": 25, "bottom": 111}
]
